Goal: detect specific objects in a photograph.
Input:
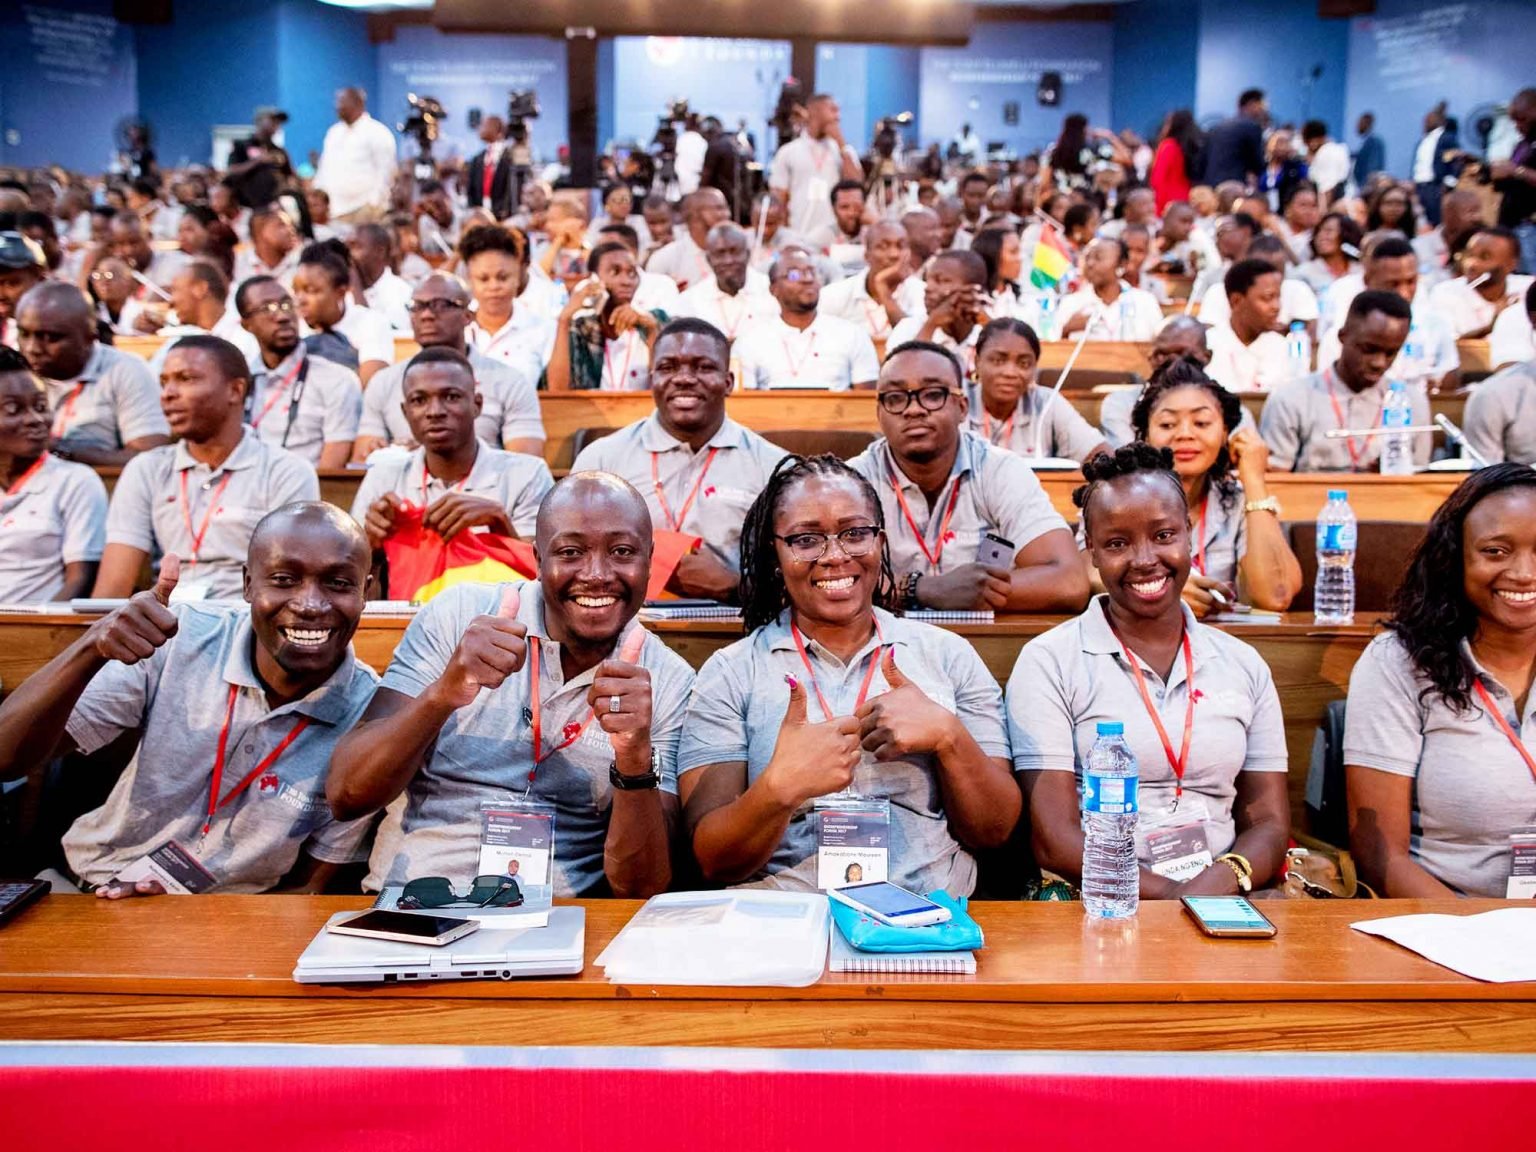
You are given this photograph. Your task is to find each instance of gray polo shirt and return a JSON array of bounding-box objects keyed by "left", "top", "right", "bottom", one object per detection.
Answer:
[
  {"left": 1260, "top": 368, "right": 1432, "bottom": 472},
  {"left": 1076, "top": 479, "right": 1248, "bottom": 592},
  {"left": 349, "top": 443, "right": 553, "bottom": 539},
  {"left": 0, "top": 454, "right": 108, "bottom": 602},
  {"left": 847, "top": 431, "right": 1069, "bottom": 577},
  {"left": 570, "top": 414, "right": 787, "bottom": 573},
  {"left": 963, "top": 383, "right": 1106, "bottom": 462},
  {"left": 1463, "top": 362, "right": 1536, "bottom": 466},
  {"left": 61, "top": 603, "right": 379, "bottom": 891},
  {"left": 358, "top": 346, "right": 545, "bottom": 449},
  {"left": 245, "top": 347, "right": 363, "bottom": 465},
  {"left": 1344, "top": 631, "right": 1536, "bottom": 898},
  {"left": 1007, "top": 597, "right": 1288, "bottom": 864},
  {"left": 106, "top": 428, "right": 320, "bottom": 597},
  {"left": 365, "top": 581, "right": 696, "bottom": 897},
  {"left": 45, "top": 343, "right": 168, "bottom": 454},
  {"left": 677, "top": 607, "right": 1010, "bottom": 897}
]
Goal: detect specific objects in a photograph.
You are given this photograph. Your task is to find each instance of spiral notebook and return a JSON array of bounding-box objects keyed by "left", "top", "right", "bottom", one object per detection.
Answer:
[
  {"left": 639, "top": 600, "right": 743, "bottom": 622},
  {"left": 899, "top": 609, "right": 995, "bottom": 624},
  {"left": 828, "top": 923, "right": 977, "bottom": 975}
]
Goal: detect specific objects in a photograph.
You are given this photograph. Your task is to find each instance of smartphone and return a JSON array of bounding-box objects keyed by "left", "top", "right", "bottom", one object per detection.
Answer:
[
  {"left": 1181, "top": 895, "right": 1277, "bottom": 939},
  {"left": 828, "top": 881, "right": 952, "bottom": 928},
  {"left": 0, "top": 879, "right": 49, "bottom": 928},
  {"left": 976, "top": 532, "right": 1015, "bottom": 569},
  {"left": 327, "top": 910, "right": 480, "bottom": 947}
]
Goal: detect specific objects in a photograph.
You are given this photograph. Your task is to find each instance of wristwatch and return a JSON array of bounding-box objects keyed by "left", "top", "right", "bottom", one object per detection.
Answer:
[
  {"left": 1243, "top": 496, "right": 1282, "bottom": 517},
  {"left": 609, "top": 750, "right": 661, "bottom": 791},
  {"left": 1217, "top": 852, "right": 1253, "bottom": 893}
]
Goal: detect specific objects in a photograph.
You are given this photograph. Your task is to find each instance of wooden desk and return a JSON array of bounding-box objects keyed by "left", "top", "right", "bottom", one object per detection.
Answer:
[
  {"left": 0, "top": 612, "right": 1377, "bottom": 829},
  {"left": 1, "top": 895, "right": 1529, "bottom": 1052}
]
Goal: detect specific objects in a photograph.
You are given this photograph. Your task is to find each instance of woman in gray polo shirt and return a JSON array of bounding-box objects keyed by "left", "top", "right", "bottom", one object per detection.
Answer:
[
  {"left": 1346, "top": 464, "right": 1536, "bottom": 898},
  {"left": 677, "top": 454, "right": 1019, "bottom": 897},
  {"left": 1013, "top": 444, "right": 1291, "bottom": 899}
]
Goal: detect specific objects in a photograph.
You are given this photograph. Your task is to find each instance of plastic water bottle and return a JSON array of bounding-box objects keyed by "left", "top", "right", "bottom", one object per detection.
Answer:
[
  {"left": 1380, "top": 380, "right": 1414, "bottom": 476},
  {"left": 1036, "top": 294, "right": 1057, "bottom": 341},
  {"left": 1117, "top": 296, "right": 1130, "bottom": 339},
  {"left": 1314, "top": 489, "right": 1358, "bottom": 625},
  {"left": 1286, "top": 321, "right": 1312, "bottom": 378},
  {"left": 1082, "top": 721, "right": 1139, "bottom": 919}
]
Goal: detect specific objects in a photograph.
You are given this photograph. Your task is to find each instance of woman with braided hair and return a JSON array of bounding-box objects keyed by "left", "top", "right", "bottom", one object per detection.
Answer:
[
  {"left": 676, "top": 453, "right": 1020, "bottom": 896},
  {"left": 1010, "top": 443, "right": 1291, "bottom": 899}
]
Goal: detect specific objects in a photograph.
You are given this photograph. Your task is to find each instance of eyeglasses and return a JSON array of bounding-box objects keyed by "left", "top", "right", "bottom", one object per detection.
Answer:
[
  {"left": 775, "top": 525, "right": 882, "bottom": 562},
  {"left": 876, "top": 386, "right": 960, "bottom": 415},
  {"left": 406, "top": 298, "right": 466, "bottom": 314},
  {"left": 781, "top": 269, "right": 816, "bottom": 284},
  {"left": 397, "top": 874, "right": 523, "bottom": 910},
  {"left": 246, "top": 298, "right": 295, "bottom": 318}
]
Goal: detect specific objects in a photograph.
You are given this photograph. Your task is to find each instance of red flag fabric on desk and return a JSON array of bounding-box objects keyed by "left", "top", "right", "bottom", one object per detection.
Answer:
[{"left": 382, "top": 504, "right": 537, "bottom": 603}]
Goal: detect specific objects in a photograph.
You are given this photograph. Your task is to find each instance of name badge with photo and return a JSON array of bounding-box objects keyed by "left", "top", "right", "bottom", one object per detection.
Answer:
[
  {"left": 1507, "top": 830, "right": 1536, "bottom": 899},
  {"left": 477, "top": 801, "right": 556, "bottom": 888},
  {"left": 1147, "top": 823, "right": 1213, "bottom": 882},
  {"left": 112, "top": 839, "right": 219, "bottom": 894},
  {"left": 815, "top": 796, "right": 890, "bottom": 891}
]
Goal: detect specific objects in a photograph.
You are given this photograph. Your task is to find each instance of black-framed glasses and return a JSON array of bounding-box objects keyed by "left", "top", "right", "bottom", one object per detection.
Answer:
[
  {"left": 398, "top": 874, "right": 523, "bottom": 910},
  {"left": 775, "top": 525, "right": 883, "bottom": 562},
  {"left": 876, "top": 386, "right": 960, "bottom": 415},
  {"left": 406, "top": 298, "right": 467, "bottom": 314}
]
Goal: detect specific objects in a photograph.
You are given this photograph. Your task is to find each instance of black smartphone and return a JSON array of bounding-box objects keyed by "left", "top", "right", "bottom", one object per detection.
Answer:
[{"left": 0, "top": 879, "right": 49, "bottom": 927}]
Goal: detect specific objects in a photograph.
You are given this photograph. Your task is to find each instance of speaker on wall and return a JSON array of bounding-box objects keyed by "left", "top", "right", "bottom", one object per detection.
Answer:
[
  {"left": 113, "top": 0, "right": 173, "bottom": 23},
  {"left": 1037, "top": 72, "right": 1062, "bottom": 108}
]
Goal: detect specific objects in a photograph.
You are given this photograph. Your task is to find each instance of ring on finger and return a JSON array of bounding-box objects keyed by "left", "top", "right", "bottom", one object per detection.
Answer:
[{"left": 608, "top": 694, "right": 622, "bottom": 714}]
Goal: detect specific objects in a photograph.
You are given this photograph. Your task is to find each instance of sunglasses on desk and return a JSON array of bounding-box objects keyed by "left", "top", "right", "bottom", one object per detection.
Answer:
[{"left": 398, "top": 874, "right": 523, "bottom": 910}]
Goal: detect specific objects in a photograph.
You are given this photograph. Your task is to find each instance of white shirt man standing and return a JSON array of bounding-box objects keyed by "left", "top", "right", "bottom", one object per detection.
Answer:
[
  {"left": 314, "top": 87, "right": 397, "bottom": 225},
  {"left": 768, "top": 94, "right": 863, "bottom": 239}
]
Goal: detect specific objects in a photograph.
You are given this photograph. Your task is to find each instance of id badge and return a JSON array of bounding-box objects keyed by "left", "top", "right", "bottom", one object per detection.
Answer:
[
  {"left": 815, "top": 796, "right": 890, "bottom": 891},
  {"left": 477, "top": 801, "right": 555, "bottom": 888},
  {"left": 113, "top": 839, "right": 218, "bottom": 894},
  {"left": 167, "top": 576, "right": 213, "bottom": 604},
  {"left": 1146, "top": 822, "right": 1213, "bottom": 882},
  {"left": 1506, "top": 829, "right": 1536, "bottom": 899}
]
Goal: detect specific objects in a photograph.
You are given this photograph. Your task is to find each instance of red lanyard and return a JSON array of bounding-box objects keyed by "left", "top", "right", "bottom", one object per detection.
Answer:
[
  {"left": 179, "top": 470, "right": 234, "bottom": 564},
  {"left": 1474, "top": 681, "right": 1536, "bottom": 782},
  {"left": 605, "top": 331, "right": 638, "bottom": 389},
  {"left": 251, "top": 357, "right": 304, "bottom": 430},
  {"left": 4, "top": 453, "right": 47, "bottom": 498},
  {"left": 1191, "top": 493, "right": 1210, "bottom": 576},
  {"left": 52, "top": 383, "right": 85, "bottom": 439},
  {"left": 781, "top": 330, "right": 817, "bottom": 379},
  {"left": 981, "top": 407, "right": 1015, "bottom": 449},
  {"left": 1111, "top": 624, "right": 1197, "bottom": 804},
  {"left": 202, "top": 683, "right": 310, "bottom": 839},
  {"left": 419, "top": 463, "right": 470, "bottom": 510},
  {"left": 718, "top": 294, "right": 746, "bottom": 339},
  {"left": 1325, "top": 370, "right": 1386, "bottom": 472},
  {"left": 651, "top": 447, "right": 718, "bottom": 533},
  {"left": 892, "top": 474, "right": 964, "bottom": 570},
  {"left": 790, "top": 620, "right": 885, "bottom": 721}
]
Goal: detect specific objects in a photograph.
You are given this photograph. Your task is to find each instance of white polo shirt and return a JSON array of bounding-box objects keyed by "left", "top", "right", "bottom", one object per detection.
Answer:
[
  {"left": 314, "top": 112, "right": 398, "bottom": 218},
  {"left": 0, "top": 453, "right": 108, "bottom": 603},
  {"left": 362, "top": 269, "right": 415, "bottom": 332},
  {"left": 1429, "top": 275, "right": 1536, "bottom": 338},
  {"left": 304, "top": 301, "right": 394, "bottom": 368},
  {"left": 360, "top": 346, "right": 544, "bottom": 450},
  {"left": 245, "top": 347, "right": 363, "bottom": 465},
  {"left": 646, "top": 234, "right": 711, "bottom": 293},
  {"left": 467, "top": 308, "right": 555, "bottom": 384},
  {"left": 1316, "top": 300, "right": 1459, "bottom": 394},
  {"left": 819, "top": 272, "right": 924, "bottom": 345},
  {"left": 673, "top": 273, "right": 776, "bottom": 341},
  {"left": 734, "top": 313, "right": 879, "bottom": 391},
  {"left": 1205, "top": 322, "right": 1293, "bottom": 393},
  {"left": 1057, "top": 283, "right": 1165, "bottom": 342},
  {"left": 769, "top": 134, "right": 861, "bottom": 236},
  {"left": 1464, "top": 361, "right": 1536, "bottom": 465},
  {"left": 1488, "top": 303, "right": 1534, "bottom": 371},
  {"left": 1198, "top": 277, "right": 1320, "bottom": 330},
  {"left": 963, "top": 383, "right": 1105, "bottom": 462}
]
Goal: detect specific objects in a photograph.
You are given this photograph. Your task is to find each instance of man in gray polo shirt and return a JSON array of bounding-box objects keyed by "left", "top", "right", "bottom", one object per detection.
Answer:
[
  {"left": 352, "top": 272, "right": 545, "bottom": 463},
  {"left": 570, "top": 318, "right": 786, "bottom": 601},
  {"left": 330, "top": 474, "right": 694, "bottom": 898},
  {"left": 0, "top": 503, "right": 379, "bottom": 894},
  {"left": 93, "top": 335, "right": 318, "bottom": 599},
  {"left": 16, "top": 281, "right": 169, "bottom": 466},
  {"left": 847, "top": 341, "right": 1087, "bottom": 613}
]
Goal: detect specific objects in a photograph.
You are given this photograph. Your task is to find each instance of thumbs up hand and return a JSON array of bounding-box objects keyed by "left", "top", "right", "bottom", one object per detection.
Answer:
[
  {"left": 762, "top": 674, "right": 862, "bottom": 809},
  {"left": 89, "top": 554, "right": 182, "bottom": 666},
  {"left": 856, "top": 649, "right": 959, "bottom": 762}
]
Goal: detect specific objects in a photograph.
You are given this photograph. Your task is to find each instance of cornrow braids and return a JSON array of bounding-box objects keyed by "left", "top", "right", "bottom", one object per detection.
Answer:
[
  {"left": 1073, "top": 442, "right": 1184, "bottom": 536},
  {"left": 738, "top": 454, "right": 897, "bottom": 633}
]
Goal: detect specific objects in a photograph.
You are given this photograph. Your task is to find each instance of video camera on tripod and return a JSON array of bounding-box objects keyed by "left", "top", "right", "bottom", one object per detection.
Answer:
[
  {"left": 506, "top": 89, "right": 540, "bottom": 169},
  {"left": 651, "top": 99, "right": 691, "bottom": 198},
  {"left": 400, "top": 93, "right": 446, "bottom": 180},
  {"left": 867, "top": 111, "right": 914, "bottom": 208}
]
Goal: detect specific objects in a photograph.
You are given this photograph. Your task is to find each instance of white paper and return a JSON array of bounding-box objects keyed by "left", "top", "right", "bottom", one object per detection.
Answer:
[{"left": 1351, "top": 908, "right": 1536, "bottom": 982}]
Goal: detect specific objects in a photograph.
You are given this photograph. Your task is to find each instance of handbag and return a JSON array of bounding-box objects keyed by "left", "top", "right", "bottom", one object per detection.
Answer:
[{"left": 828, "top": 891, "right": 984, "bottom": 953}]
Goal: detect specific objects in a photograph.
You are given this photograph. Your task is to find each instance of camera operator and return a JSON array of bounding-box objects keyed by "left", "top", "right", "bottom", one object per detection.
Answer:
[
  {"left": 314, "top": 87, "right": 398, "bottom": 226},
  {"left": 225, "top": 106, "right": 296, "bottom": 211}
]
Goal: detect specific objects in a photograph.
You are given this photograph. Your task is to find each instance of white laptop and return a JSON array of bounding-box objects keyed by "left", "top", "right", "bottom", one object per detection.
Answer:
[{"left": 293, "top": 905, "right": 585, "bottom": 985}]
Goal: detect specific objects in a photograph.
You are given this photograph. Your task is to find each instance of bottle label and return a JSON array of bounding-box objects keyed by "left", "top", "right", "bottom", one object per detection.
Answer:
[
  {"left": 1320, "top": 523, "right": 1357, "bottom": 551},
  {"left": 1084, "top": 770, "right": 1139, "bottom": 815}
]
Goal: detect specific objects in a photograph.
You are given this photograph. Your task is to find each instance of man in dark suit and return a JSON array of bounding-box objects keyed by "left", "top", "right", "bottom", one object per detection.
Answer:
[
  {"left": 1203, "top": 89, "right": 1268, "bottom": 189},
  {"left": 466, "top": 115, "right": 515, "bottom": 220}
]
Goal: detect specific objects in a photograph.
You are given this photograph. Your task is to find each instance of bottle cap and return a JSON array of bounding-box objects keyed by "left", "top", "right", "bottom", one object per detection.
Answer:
[
  {"left": 1328, "top": 489, "right": 1347, "bottom": 501},
  {"left": 1096, "top": 721, "right": 1124, "bottom": 736},
  {"left": 1289, "top": 320, "right": 1305, "bottom": 331}
]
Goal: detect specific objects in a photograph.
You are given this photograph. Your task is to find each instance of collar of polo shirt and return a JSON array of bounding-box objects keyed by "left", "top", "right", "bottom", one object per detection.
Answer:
[
  {"left": 639, "top": 410, "right": 744, "bottom": 454},
  {"left": 174, "top": 426, "right": 262, "bottom": 472},
  {"left": 218, "top": 608, "right": 361, "bottom": 725}
]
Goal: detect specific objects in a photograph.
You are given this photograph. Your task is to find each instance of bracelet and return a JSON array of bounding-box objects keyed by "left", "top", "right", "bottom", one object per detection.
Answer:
[
  {"left": 1216, "top": 852, "right": 1253, "bottom": 893},
  {"left": 1243, "top": 496, "right": 1281, "bottom": 516}
]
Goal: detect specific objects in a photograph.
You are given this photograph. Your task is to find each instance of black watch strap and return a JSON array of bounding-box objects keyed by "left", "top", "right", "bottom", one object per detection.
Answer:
[{"left": 609, "top": 760, "right": 661, "bottom": 791}]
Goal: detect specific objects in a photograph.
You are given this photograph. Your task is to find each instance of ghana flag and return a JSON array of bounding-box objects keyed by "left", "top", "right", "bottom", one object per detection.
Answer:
[{"left": 1030, "top": 225, "right": 1072, "bottom": 291}]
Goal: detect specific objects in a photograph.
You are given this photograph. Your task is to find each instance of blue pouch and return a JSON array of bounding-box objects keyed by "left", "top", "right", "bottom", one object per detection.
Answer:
[{"left": 828, "top": 890, "right": 984, "bottom": 953}]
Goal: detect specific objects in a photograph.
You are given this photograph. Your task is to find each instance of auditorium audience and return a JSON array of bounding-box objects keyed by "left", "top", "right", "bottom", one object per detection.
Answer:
[
  {"left": 1198, "top": 235, "right": 1319, "bottom": 336},
  {"left": 1347, "top": 465, "right": 1536, "bottom": 898},
  {"left": 819, "top": 220, "right": 915, "bottom": 346},
  {"left": 329, "top": 473, "right": 694, "bottom": 898},
  {"left": 1427, "top": 226, "right": 1532, "bottom": 339},
  {"left": 570, "top": 318, "right": 785, "bottom": 602},
  {"left": 735, "top": 248, "right": 878, "bottom": 391},
  {"left": 548, "top": 241, "right": 666, "bottom": 391},
  {"left": 232, "top": 207, "right": 301, "bottom": 289},
  {"left": 93, "top": 335, "right": 318, "bottom": 599},
  {"left": 648, "top": 189, "right": 730, "bottom": 293},
  {"left": 1488, "top": 280, "right": 1536, "bottom": 371},
  {"left": 965, "top": 318, "right": 1107, "bottom": 462},
  {"left": 1011, "top": 444, "right": 1290, "bottom": 899},
  {"left": 292, "top": 242, "right": 393, "bottom": 384},
  {"left": 1057, "top": 238, "right": 1163, "bottom": 342},
  {"left": 1294, "top": 212, "right": 1363, "bottom": 298},
  {"left": 1413, "top": 188, "right": 1484, "bottom": 291},
  {"left": 848, "top": 341, "right": 1086, "bottom": 613},
  {"left": 1203, "top": 89, "right": 1268, "bottom": 188},
  {"left": 347, "top": 222, "right": 414, "bottom": 332},
  {"left": 887, "top": 249, "right": 992, "bottom": 369},
  {"left": 1365, "top": 182, "right": 1419, "bottom": 240},
  {"left": 460, "top": 224, "right": 555, "bottom": 383},
  {"left": 672, "top": 223, "right": 776, "bottom": 341},
  {"left": 149, "top": 261, "right": 259, "bottom": 372},
  {"left": 354, "top": 273, "right": 544, "bottom": 461},
  {"left": 769, "top": 94, "right": 863, "bottom": 239},
  {"left": 677, "top": 454, "right": 1018, "bottom": 894},
  {"left": 0, "top": 232, "right": 50, "bottom": 347},
  {"left": 0, "top": 504, "right": 378, "bottom": 894},
  {"left": 1204, "top": 258, "right": 1291, "bottom": 393}
]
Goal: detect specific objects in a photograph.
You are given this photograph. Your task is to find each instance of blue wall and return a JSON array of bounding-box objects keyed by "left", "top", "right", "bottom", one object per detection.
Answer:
[
  {"left": 1112, "top": 0, "right": 1198, "bottom": 143},
  {"left": 1195, "top": 0, "right": 1349, "bottom": 132},
  {"left": 276, "top": 1, "right": 375, "bottom": 165}
]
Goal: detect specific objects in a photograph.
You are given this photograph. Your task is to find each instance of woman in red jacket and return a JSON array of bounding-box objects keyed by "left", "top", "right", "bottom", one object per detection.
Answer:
[{"left": 1150, "top": 110, "right": 1205, "bottom": 213}]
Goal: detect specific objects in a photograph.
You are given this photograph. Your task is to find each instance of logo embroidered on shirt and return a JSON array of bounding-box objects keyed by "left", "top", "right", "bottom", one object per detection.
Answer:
[{"left": 258, "top": 774, "right": 281, "bottom": 795}]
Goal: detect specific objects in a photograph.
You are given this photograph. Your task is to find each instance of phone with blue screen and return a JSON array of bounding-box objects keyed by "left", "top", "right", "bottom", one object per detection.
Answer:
[{"left": 1181, "top": 895, "right": 1277, "bottom": 938}]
